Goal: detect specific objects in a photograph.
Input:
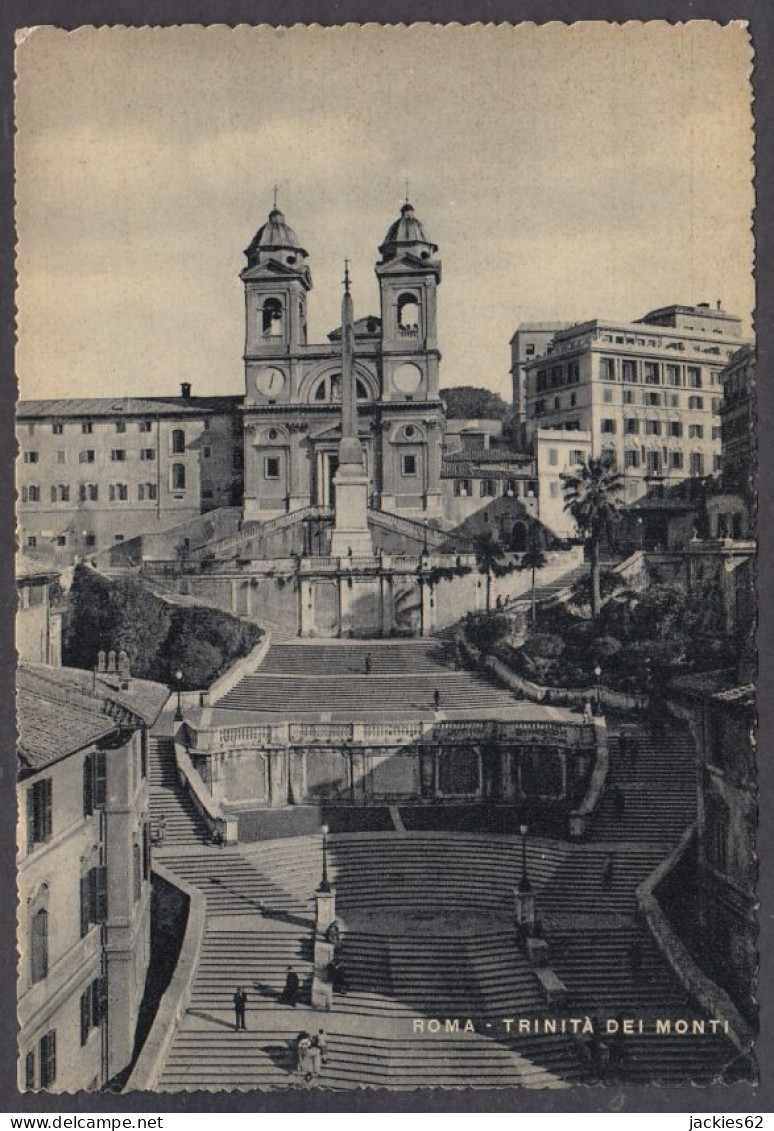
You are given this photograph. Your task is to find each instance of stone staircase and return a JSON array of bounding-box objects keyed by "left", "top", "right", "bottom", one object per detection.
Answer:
[
  {"left": 216, "top": 639, "right": 517, "bottom": 715},
  {"left": 148, "top": 737, "right": 211, "bottom": 847},
  {"left": 591, "top": 725, "right": 697, "bottom": 843}
]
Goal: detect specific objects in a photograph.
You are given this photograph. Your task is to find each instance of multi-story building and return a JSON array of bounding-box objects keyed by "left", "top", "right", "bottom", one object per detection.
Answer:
[
  {"left": 16, "top": 565, "right": 62, "bottom": 665},
  {"left": 17, "top": 662, "right": 167, "bottom": 1091},
  {"left": 16, "top": 391, "right": 243, "bottom": 565},
  {"left": 720, "top": 343, "right": 756, "bottom": 497},
  {"left": 522, "top": 303, "right": 747, "bottom": 502},
  {"left": 510, "top": 322, "right": 573, "bottom": 437},
  {"left": 240, "top": 201, "right": 445, "bottom": 522}
]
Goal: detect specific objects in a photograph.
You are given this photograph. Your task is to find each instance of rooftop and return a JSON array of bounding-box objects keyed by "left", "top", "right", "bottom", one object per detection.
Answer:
[{"left": 17, "top": 395, "right": 241, "bottom": 420}]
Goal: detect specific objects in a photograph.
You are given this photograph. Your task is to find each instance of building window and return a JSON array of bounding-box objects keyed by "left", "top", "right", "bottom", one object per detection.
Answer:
[
  {"left": 646, "top": 420, "right": 662, "bottom": 437},
  {"left": 171, "top": 464, "right": 186, "bottom": 491},
  {"left": 26, "top": 536, "right": 37, "bottom": 548},
  {"left": 56, "top": 450, "right": 66, "bottom": 464},
  {"left": 83, "top": 751, "right": 107, "bottom": 817},
  {"left": 115, "top": 421, "right": 126, "bottom": 433},
  {"left": 712, "top": 426, "right": 721, "bottom": 441},
  {"left": 264, "top": 457, "right": 280, "bottom": 480},
  {"left": 670, "top": 451, "right": 683, "bottom": 470},
  {"left": 55, "top": 535, "right": 66, "bottom": 547},
  {"left": 138, "top": 483, "right": 157, "bottom": 501},
  {"left": 689, "top": 424, "right": 704, "bottom": 439},
  {"left": 603, "top": 389, "right": 613, "bottom": 404},
  {"left": 79, "top": 450, "right": 96, "bottom": 464},
  {"left": 203, "top": 446, "right": 211, "bottom": 459},
  {"left": 39, "top": 1032, "right": 56, "bottom": 1089},
  {"left": 22, "top": 485, "right": 40, "bottom": 503},
  {"left": 172, "top": 429, "right": 186, "bottom": 454},
  {"left": 27, "top": 779, "right": 52, "bottom": 850},
  {"left": 114, "top": 534, "right": 125, "bottom": 543},
  {"left": 688, "top": 396, "right": 704, "bottom": 410},
  {"left": 624, "top": 449, "right": 640, "bottom": 469},
  {"left": 133, "top": 843, "right": 142, "bottom": 902},
  {"left": 79, "top": 484, "right": 99, "bottom": 502},
  {"left": 548, "top": 448, "right": 558, "bottom": 466},
  {"left": 453, "top": 480, "right": 471, "bottom": 497},
  {"left": 55, "top": 484, "right": 69, "bottom": 502},
  {"left": 30, "top": 908, "right": 49, "bottom": 983},
  {"left": 623, "top": 389, "right": 635, "bottom": 405},
  {"left": 110, "top": 449, "right": 126, "bottom": 462},
  {"left": 669, "top": 394, "right": 680, "bottom": 408},
  {"left": 687, "top": 366, "right": 702, "bottom": 389},
  {"left": 670, "top": 421, "right": 683, "bottom": 438},
  {"left": 84, "top": 533, "right": 96, "bottom": 547},
  {"left": 82, "top": 422, "right": 93, "bottom": 434},
  {"left": 622, "top": 360, "right": 638, "bottom": 383},
  {"left": 601, "top": 419, "right": 616, "bottom": 434},
  {"left": 80, "top": 979, "right": 104, "bottom": 1046},
  {"left": 109, "top": 484, "right": 128, "bottom": 502},
  {"left": 570, "top": 393, "right": 577, "bottom": 407},
  {"left": 534, "top": 399, "right": 545, "bottom": 415},
  {"left": 569, "top": 450, "right": 584, "bottom": 465},
  {"left": 645, "top": 392, "right": 662, "bottom": 407},
  {"left": 525, "top": 343, "right": 535, "bottom": 357},
  {"left": 479, "top": 480, "right": 496, "bottom": 497},
  {"left": 647, "top": 451, "right": 662, "bottom": 475},
  {"left": 713, "top": 454, "right": 723, "bottom": 472},
  {"left": 600, "top": 358, "right": 616, "bottom": 381},
  {"left": 401, "top": 454, "right": 417, "bottom": 477},
  {"left": 397, "top": 292, "right": 420, "bottom": 332},
  {"left": 139, "top": 420, "right": 152, "bottom": 432},
  {"left": 712, "top": 397, "right": 722, "bottom": 414},
  {"left": 80, "top": 864, "right": 108, "bottom": 937},
  {"left": 568, "top": 361, "right": 580, "bottom": 384},
  {"left": 549, "top": 481, "right": 559, "bottom": 498},
  {"left": 140, "top": 448, "right": 155, "bottom": 461},
  {"left": 665, "top": 365, "right": 681, "bottom": 387},
  {"left": 554, "top": 396, "right": 561, "bottom": 410},
  {"left": 644, "top": 362, "right": 660, "bottom": 385},
  {"left": 690, "top": 452, "right": 704, "bottom": 477},
  {"left": 23, "top": 451, "right": 39, "bottom": 464},
  {"left": 536, "top": 370, "right": 548, "bottom": 392},
  {"left": 625, "top": 418, "right": 639, "bottom": 435},
  {"left": 52, "top": 423, "right": 64, "bottom": 435}
]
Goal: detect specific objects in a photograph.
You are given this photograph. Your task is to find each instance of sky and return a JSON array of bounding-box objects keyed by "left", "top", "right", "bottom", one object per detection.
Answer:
[{"left": 15, "top": 23, "right": 754, "bottom": 404}]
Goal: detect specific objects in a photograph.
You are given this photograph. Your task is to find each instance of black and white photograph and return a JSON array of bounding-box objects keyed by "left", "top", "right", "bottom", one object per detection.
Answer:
[{"left": 12, "top": 22, "right": 757, "bottom": 1096}]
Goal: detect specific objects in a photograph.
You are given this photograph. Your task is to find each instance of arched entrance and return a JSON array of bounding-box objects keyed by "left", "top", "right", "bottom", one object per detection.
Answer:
[{"left": 511, "top": 521, "right": 528, "bottom": 553}]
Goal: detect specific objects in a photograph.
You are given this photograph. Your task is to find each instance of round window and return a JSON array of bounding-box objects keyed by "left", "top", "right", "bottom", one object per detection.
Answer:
[
  {"left": 268, "top": 429, "right": 278, "bottom": 441},
  {"left": 405, "top": 425, "right": 416, "bottom": 439}
]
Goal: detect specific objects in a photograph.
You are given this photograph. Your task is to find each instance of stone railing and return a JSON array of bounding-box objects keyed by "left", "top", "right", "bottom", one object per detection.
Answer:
[
  {"left": 367, "top": 507, "right": 473, "bottom": 550},
  {"left": 637, "top": 824, "right": 755, "bottom": 1055},
  {"left": 123, "top": 864, "right": 206, "bottom": 1092},
  {"left": 206, "top": 632, "right": 271, "bottom": 706},
  {"left": 569, "top": 718, "right": 609, "bottom": 839},
  {"left": 191, "top": 505, "right": 333, "bottom": 559},
  {"left": 174, "top": 739, "right": 237, "bottom": 844}
]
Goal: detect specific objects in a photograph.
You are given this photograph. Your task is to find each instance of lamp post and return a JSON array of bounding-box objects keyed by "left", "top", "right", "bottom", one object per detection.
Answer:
[
  {"left": 174, "top": 669, "right": 183, "bottom": 722},
  {"left": 319, "top": 824, "right": 331, "bottom": 893},
  {"left": 519, "top": 823, "right": 531, "bottom": 894},
  {"left": 594, "top": 663, "right": 602, "bottom": 714}
]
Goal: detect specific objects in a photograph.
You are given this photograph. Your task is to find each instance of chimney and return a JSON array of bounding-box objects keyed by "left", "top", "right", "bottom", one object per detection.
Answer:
[{"left": 181, "top": 382, "right": 192, "bottom": 400}]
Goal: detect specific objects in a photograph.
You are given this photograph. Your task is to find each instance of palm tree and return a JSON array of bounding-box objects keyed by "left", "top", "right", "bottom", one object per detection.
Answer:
[
  {"left": 519, "top": 522, "right": 548, "bottom": 625},
  {"left": 561, "top": 453, "right": 625, "bottom": 619},
  {"left": 472, "top": 531, "right": 516, "bottom": 612}
]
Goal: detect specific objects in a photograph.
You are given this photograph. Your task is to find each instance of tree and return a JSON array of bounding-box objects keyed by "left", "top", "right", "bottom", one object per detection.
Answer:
[
  {"left": 518, "top": 522, "right": 548, "bottom": 625},
  {"left": 472, "top": 532, "right": 518, "bottom": 612},
  {"left": 561, "top": 453, "right": 625, "bottom": 619},
  {"left": 440, "top": 386, "right": 509, "bottom": 421}
]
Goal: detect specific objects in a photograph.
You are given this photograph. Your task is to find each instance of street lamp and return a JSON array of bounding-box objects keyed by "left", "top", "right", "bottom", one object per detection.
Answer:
[
  {"left": 174, "top": 669, "right": 183, "bottom": 722},
  {"left": 594, "top": 663, "right": 602, "bottom": 714},
  {"left": 519, "top": 823, "right": 531, "bottom": 894},
  {"left": 319, "top": 824, "right": 331, "bottom": 893}
]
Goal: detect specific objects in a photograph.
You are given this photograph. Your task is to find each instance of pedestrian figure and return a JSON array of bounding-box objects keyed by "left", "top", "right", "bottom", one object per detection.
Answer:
[
  {"left": 325, "top": 919, "right": 341, "bottom": 949},
  {"left": 364, "top": 653, "right": 372, "bottom": 675},
  {"left": 612, "top": 784, "right": 626, "bottom": 820},
  {"left": 280, "top": 966, "right": 300, "bottom": 1007},
  {"left": 629, "top": 940, "right": 643, "bottom": 982},
  {"left": 314, "top": 1029, "right": 328, "bottom": 1066},
  {"left": 328, "top": 957, "right": 347, "bottom": 994},
  {"left": 157, "top": 813, "right": 167, "bottom": 845},
  {"left": 233, "top": 986, "right": 247, "bottom": 1031},
  {"left": 296, "top": 1031, "right": 313, "bottom": 1081},
  {"left": 602, "top": 853, "right": 614, "bottom": 890},
  {"left": 433, "top": 688, "right": 441, "bottom": 711},
  {"left": 582, "top": 700, "right": 593, "bottom": 723}
]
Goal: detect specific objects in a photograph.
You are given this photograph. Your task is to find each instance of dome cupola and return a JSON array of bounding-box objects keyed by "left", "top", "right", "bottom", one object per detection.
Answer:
[
  {"left": 244, "top": 207, "right": 309, "bottom": 269},
  {"left": 378, "top": 201, "right": 439, "bottom": 263}
]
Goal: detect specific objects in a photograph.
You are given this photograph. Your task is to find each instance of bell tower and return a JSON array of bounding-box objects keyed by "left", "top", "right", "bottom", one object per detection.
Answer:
[
  {"left": 241, "top": 198, "right": 312, "bottom": 406},
  {"left": 375, "top": 197, "right": 444, "bottom": 517}
]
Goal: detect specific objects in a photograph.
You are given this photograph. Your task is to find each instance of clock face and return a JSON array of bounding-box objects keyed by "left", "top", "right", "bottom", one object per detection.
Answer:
[
  {"left": 255, "top": 367, "right": 286, "bottom": 397},
  {"left": 393, "top": 362, "right": 422, "bottom": 395}
]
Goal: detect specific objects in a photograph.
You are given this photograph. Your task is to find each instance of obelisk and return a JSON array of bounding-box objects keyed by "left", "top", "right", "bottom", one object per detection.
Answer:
[{"left": 330, "top": 263, "right": 373, "bottom": 557}]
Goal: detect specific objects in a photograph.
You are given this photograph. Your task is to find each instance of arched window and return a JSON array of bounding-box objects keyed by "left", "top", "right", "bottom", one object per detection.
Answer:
[
  {"left": 172, "top": 463, "right": 186, "bottom": 491},
  {"left": 397, "top": 293, "right": 420, "bottom": 333},
  {"left": 299, "top": 299, "right": 307, "bottom": 343},
  {"left": 262, "top": 298, "right": 284, "bottom": 338},
  {"left": 31, "top": 908, "right": 48, "bottom": 983},
  {"left": 171, "top": 429, "right": 185, "bottom": 454},
  {"left": 511, "top": 522, "right": 528, "bottom": 553},
  {"left": 312, "top": 374, "right": 370, "bottom": 403}
]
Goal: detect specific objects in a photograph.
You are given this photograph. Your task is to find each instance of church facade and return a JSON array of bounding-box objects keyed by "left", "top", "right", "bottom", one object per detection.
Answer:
[{"left": 241, "top": 201, "right": 445, "bottom": 523}]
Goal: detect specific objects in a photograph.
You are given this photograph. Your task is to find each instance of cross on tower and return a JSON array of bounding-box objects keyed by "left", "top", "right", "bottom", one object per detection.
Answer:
[
  {"left": 343, "top": 258, "right": 350, "bottom": 292},
  {"left": 404, "top": 179, "right": 410, "bottom": 204},
  {"left": 273, "top": 183, "right": 279, "bottom": 210}
]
